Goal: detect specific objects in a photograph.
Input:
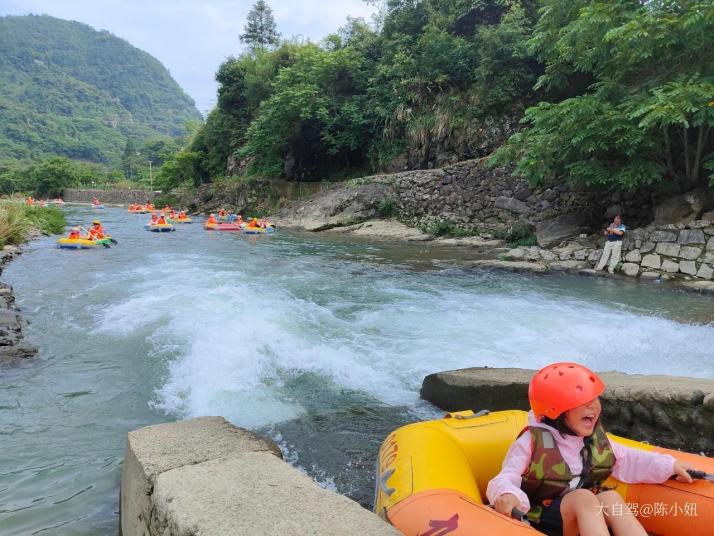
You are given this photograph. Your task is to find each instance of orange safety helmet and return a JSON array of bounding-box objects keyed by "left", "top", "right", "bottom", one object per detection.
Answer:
[{"left": 528, "top": 362, "right": 605, "bottom": 420}]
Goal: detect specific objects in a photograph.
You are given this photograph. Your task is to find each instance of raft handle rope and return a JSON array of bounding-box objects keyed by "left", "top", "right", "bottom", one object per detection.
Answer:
[
  {"left": 487, "top": 505, "right": 531, "bottom": 525},
  {"left": 453, "top": 409, "right": 491, "bottom": 420},
  {"left": 379, "top": 468, "right": 396, "bottom": 496},
  {"left": 670, "top": 469, "right": 714, "bottom": 481}
]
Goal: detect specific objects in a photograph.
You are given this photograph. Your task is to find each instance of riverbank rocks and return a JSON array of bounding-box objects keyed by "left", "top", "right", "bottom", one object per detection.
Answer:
[
  {"left": 421, "top": 367, "right": 714, "bottom": 454},
  {"left": 120, "top": 417, "right": 398, "bottom": 536},
  {"left": 0, "top": 246, "right": 38, "bottom": 368}
]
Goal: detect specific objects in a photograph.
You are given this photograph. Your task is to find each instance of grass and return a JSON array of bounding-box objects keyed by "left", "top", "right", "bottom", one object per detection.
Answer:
[
  {"left": 0, "top": 201, "right": 66, "bottom": 248},
  {"left": 419, "top": 219, "right": 480, "bottom": 238}
]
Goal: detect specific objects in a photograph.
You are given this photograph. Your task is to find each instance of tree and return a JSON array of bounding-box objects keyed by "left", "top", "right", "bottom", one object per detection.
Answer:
[
  {"left": 493, "top": 0, "right": 714, "bottom": 189},
  {"left": 29, "top": 157, "right": 79, "bottom": 196},
  {"left": 240, "top": 0, "right": 280, "bottom": 50}
]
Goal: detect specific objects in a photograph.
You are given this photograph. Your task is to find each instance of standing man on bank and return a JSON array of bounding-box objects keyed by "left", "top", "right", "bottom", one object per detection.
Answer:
[{"left": 596, "top": 214, "right": 626, "bottom": 274}]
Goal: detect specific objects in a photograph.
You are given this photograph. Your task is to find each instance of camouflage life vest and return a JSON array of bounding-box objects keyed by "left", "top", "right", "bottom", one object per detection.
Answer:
[{"left": 519, "top": 422, "right": 616, "bottom": 522}]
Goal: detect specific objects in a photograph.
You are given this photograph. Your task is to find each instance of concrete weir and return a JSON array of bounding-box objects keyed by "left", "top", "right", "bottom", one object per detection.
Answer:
[
  {"left": 120, "top": 417, "right": 399, "bottom": 536},
  {"left": 421, "top": 367, "right": 714, "bottom": 455}
]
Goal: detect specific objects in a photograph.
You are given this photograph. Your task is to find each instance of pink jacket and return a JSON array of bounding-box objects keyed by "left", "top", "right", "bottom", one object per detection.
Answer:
[{"left": 486, "top": 412, "right": 676, "bottom": 512}]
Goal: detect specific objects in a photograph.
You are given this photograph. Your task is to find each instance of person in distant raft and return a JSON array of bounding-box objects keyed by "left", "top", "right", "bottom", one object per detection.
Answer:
[
  {"left": 87, "top": 220, "right": 105, "bottom": 240},
  {"left": 67, "top": 227, "right": 82, "bottom": 239},
  {"left": 207, "top": 213, "right": 217, "bottom": 225},
  {"left": 595, "top": 214, "right": 626, "bottom": 274},
  {"left": 487, "top": 362, "right": 693, "bottom": 536}
]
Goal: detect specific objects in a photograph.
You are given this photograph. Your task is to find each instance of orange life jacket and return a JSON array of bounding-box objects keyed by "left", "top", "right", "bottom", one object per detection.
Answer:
[{"left": 89, "top": 226, "right": 105, "bottom": 239}]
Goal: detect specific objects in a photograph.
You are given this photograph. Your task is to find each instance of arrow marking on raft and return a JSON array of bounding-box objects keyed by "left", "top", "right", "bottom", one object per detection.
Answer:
[{"left": 419, "top": 513, "right": 459, "bottom": 536}]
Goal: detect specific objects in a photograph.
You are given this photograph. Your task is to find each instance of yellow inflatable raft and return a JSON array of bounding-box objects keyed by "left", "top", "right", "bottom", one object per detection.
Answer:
[
  {"left": 145, "top": 223, "right": 175, "bottom": 232},
  {"left": 375, "top": 410, "right": 714, "bottom": 535},
  {"left": 57, "top": 237, "right": 111, "bottom": 249}
]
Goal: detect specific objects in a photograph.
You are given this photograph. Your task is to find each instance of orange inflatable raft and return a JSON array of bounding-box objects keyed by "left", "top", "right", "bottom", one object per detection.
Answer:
[{"left": 374, "top": 410, "right": 714, "bottom": 535}]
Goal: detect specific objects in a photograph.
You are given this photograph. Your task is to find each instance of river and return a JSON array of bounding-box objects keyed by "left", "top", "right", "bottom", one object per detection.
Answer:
[{"left": 1, "top": 206, "right": 713, "bottom": 535}]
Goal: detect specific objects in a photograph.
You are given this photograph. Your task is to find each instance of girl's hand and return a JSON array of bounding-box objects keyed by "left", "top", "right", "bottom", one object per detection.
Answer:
[
  {"left": 672, "top": 461, "right": 693, "bottom": 483},
  {"left": 494, "top": 493, "right": 521, "bottom": 516}
]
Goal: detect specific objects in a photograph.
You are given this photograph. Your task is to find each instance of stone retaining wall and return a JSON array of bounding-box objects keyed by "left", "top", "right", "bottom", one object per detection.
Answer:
[
  {"left": 421, "top": 367, "right": 714, "bottom": 455},
  {"left": 64, "top": 188, "right": 158, "bottom": 205},
  {"left": 120, "top": 416, "right": 399, "bottom": 536},
  {"left": 501, "top": 213, "right": 714, "bottom": 283}
]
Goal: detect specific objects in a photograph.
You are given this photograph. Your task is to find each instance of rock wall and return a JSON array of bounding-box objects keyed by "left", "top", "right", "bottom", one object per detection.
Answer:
[
  {"left": 421, "top": 367, "right": 714, "bottom": 455},
  {"left": 185, "top": 179, "right": 326, "bottom": 216},
  {"left": 120, "top": 416, "right": 399, "bottom": 536},
  {"left": 63, "top": 189, "right": 157, "bottom": 205},
  {"left": 272, "top": 159, "right": 693, "bottom": 244}
]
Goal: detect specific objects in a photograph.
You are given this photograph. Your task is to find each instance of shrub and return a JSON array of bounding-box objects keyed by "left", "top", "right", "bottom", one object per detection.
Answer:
[
  {"left": 494, "top": 222, "right": 537, "bottom": 247},
  {"left": 377, "top": 199, "right": 398, "bottom": 218}
]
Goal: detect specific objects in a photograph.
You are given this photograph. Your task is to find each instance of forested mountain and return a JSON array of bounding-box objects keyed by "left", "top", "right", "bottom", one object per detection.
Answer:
[{"left": 0, "top": 14, "right": 202, "bottom": 165}]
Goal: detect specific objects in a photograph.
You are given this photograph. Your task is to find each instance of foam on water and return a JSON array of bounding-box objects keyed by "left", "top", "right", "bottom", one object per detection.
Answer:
[{"left": 96, "top": 247, "right": 714, "bottom": 430}]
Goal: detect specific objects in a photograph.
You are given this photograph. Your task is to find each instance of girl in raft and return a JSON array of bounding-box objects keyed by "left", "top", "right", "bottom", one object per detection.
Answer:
[{"left": 487, "top": 362, "right": 693, "bottom": 536}]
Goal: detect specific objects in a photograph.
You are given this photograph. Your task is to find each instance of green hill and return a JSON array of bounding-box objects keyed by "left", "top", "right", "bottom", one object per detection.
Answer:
[{"left": 0, "top": 14, "right": 202, "bottom": 165}]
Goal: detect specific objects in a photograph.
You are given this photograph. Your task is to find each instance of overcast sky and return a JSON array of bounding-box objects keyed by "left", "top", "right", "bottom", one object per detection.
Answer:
[{"left": 0, "top": 0, "right": 378, "bottom": 115}]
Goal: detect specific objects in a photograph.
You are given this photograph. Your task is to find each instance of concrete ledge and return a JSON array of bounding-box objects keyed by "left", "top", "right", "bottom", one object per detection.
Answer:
[
  {"left": 120, "top": 416, "right": 398, "bottom": 536},
  {"left": 421, "top": 368, "right": 714, "bottom": 454}
]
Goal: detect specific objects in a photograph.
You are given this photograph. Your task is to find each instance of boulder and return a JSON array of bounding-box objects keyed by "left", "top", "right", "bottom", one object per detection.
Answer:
[
  {"left": 514, "top": 186, "right": 532, "bottom": 201},
  {"left": 653, "top": 196, "right": 693, "bottom": 224},
  {"left": 679, "top": 246, "right": 702, "bottom": 260},
  {"left": 653, "top": 189, "right": 711, "bottom": 224},
  {"left": 703, "top": 211, "right": 714, "bottom": 222},
  {"left": 622, "top": 263, "right": 640, "bottom": 277},
  {"left": 655, "top": 242, "right": 680, "bottom": 257},
  {"left": 696, "top": 264, "right": 713, "bottom": 280},
  {"left": 679, "top": 260, "right": 697, "bottom": 276},
  {"left": 534, "top": 213, "right": 588, "bottom": 248},
  {"left": 641, "top": 254, "right": 662, "bottom": 270},
  {"left": 678, "top": 229, "right": 706, "bottom": 244},
  {"left": 0, "top": 344, "right": 38, "bottom": 366},
  {"left": 639, "top": 242, "right": 655, "bottom": 254},
  {"left": 494, "top": 196, "right": 531, "bottom": 215},
  {"left": 704, "top": 227, "right": 714, "bottom": 236},
  {"left": 651, "top": 230, "right": 677, "bottom": 242},
  {"left": 708, "top": 237, "right": 714, "bottom": 251},
  {"left": 624, "top": 250, "right": 641, "bottom": 263},
  {"left": 505, "top": 248, "right": 526, "bottom": 261},
  {"left": 661, "top": 259, "right": 680, "bottom": 273}
]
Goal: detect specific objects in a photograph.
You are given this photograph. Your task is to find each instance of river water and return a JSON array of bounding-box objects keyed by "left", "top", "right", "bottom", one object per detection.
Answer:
[{"left": 1, "top": 206, "right": 713, "bottom": 535}]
